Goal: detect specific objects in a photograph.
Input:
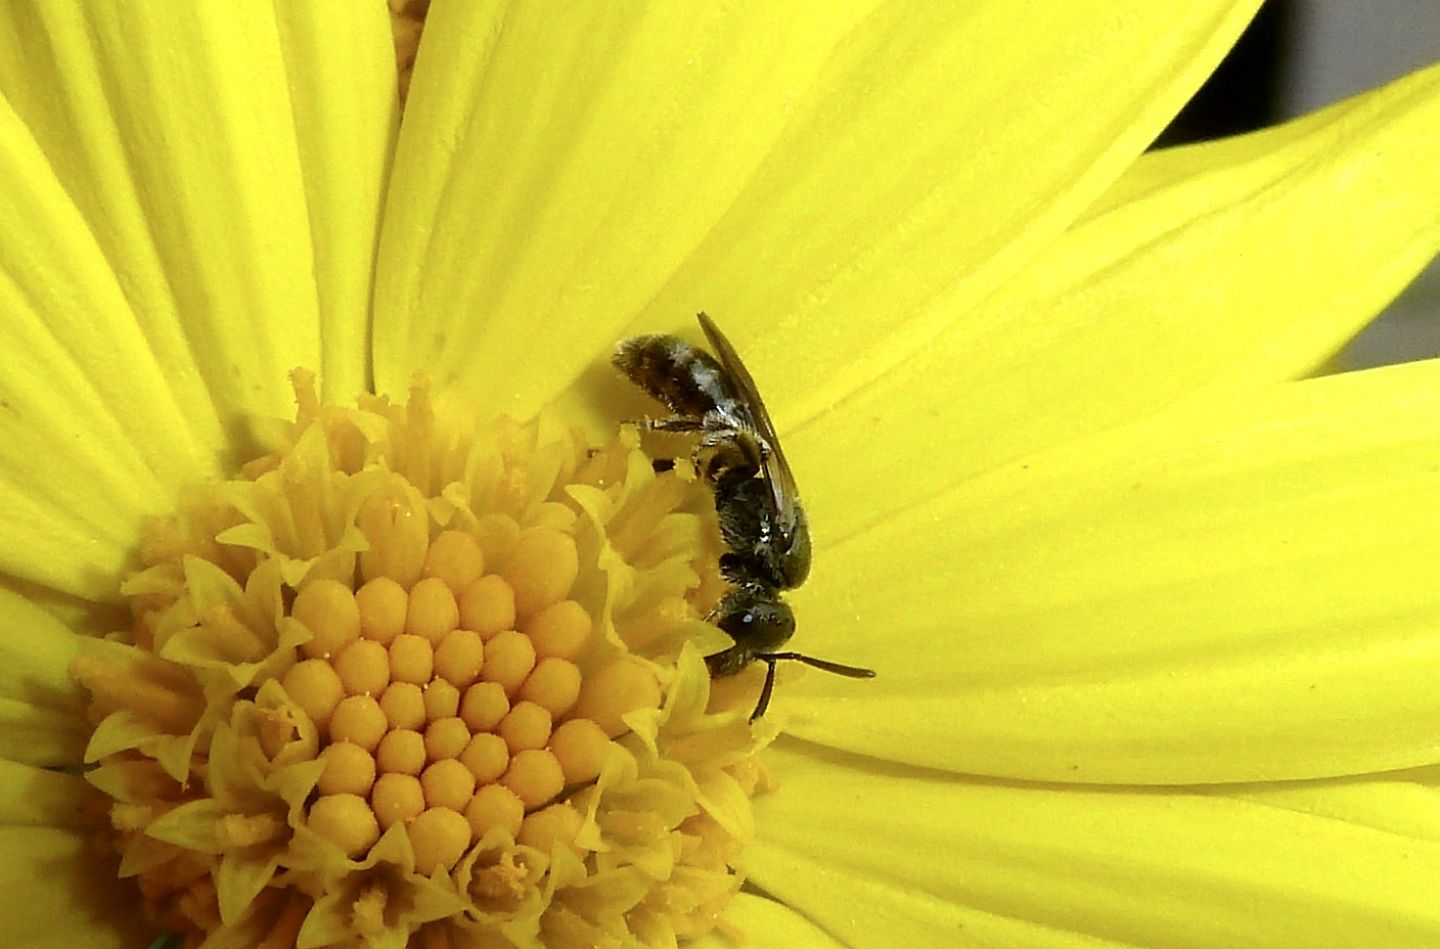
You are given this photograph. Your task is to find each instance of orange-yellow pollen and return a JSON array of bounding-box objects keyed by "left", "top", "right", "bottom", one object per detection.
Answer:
[
  {"left": 245, "top": 509, "right": 622, "bottom": 878},
  {"left": 217, "top": 813, "right": 285, "bottom": 848},
  {"left": 352, "top": 884, "right": 388, "bottom": 935}
]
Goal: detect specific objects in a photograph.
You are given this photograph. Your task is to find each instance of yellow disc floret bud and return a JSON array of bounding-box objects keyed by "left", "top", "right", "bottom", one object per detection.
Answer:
[
  {"left": 309, "top": 794, "right": 379, "bottom": 858},
  {"left": 503, "top": 529, "right": 579, "bottom": 618},
  {"left": 458, "top": 575, "right": 516, "bottom": 639},
  {"left": 408, "top": 807, "right": 471, "bottom": 874},
  {"left": 355, "top": 576, "right": 408, "bottom": 645},
  {"left": 422, "top": 531, "right": 485, "bottom": 596},
  {"left": 294, "top": 580, "right": 361, "bottom": 658}
]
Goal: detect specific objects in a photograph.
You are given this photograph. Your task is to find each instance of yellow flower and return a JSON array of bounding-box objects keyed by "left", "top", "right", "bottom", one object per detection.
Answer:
[{"left": 2, "top": 1, "right": 1439, "bottom": 946}]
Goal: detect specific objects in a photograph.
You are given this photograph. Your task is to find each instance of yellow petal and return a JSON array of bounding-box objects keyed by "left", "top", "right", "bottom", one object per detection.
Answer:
[
  {"left": 0, "top": 4, "right": 320, "bottom": 430},
  {"left": 0, "top": 101, "right": 221, "bottom": 596},
  {"left": 797, "top": 58, "right": 1440, "bottom": 545},
  {"left": 788, "top": 358, "right": 1440, "bottom": 783},
  {"left": 751, "top": 742, "right": 1440, "bottom": 948},
  {"left": 0, "top": 758, "right": 100, "bottom": 830},
  {"left": 0, "top": 589, "right": 89, "bottom": 767},
  {"left": 642, "top": 0, "right": 1261, "bottom": 430},
  {"left": 272, "top": 2, "right": 398, "bottom": 400},
  {"left": 0, "top": 827, "right": 147, "bottom": 947},
  {"left": 690, "top": 892, "right": 844, "bottom": 949},
  {"left": 376, "top": 0, "right": 882, "bottom": 413},
  {"left": 1083, "top": 62, "right": 1440, "bottom": 390},
  {"left": 379, "top": 1, "right": 1257, "bottom": 426},
  {"left": 0, "top": 100, "right": 219, "bottom": 480},
  {"left": 0, "top": 22, "right": 226, "bottom": 472},
  {"left": 1237, "top": 764, "right": 1440, "bottom": 840}
]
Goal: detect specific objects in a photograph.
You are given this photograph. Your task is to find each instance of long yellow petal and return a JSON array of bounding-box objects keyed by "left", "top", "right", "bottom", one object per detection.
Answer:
[
  {"left": 376, "top": 0, "right": 882, "bottom": 413},
  {"left": 0, "top": 4, "right": 380, "bottom": 597},
  {"left": 797, "top": 59, "right": 1440, "bottom": 545},
  {"left": 689, "top": 893, "right": 845, "bottom": 949},
  {"left": 750, "top": 742, "right": 1440, "bottom": 948},
  {"left": 0, "top": 759, "right": 100, "bottom": 830},
  {"left": 0, "top": 589, "right": 89, "bottom": 767},
  {"left": 0, "top": 827, "right": 147, "bottom": 947},
  {"left": 0, "top": 100, "right": 206, "bottom": 597},
  {"left": 0, "top": 3, "right": 320, "bottom": 430},
  {"left": 379, "top": 0, "right": 1257, "bottom": 427},
  {"left": 0, "top": 14, "right": 224, "bottom": 469},
  {"left": 786, "top": 358, "right": 1440, "bottom": 783},
  {"left": 272, "top": 1, "right": 397, "bottom": 400}
]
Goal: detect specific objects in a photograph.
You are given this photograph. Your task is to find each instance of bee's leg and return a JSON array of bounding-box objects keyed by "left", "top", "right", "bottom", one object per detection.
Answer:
[
  {"left": 750, "top": 658, "right": 779, "bottom": 721},
  {"left": 701, "top": 588, "right": 730, "bottom": 623},
  {"left": 695, "top": 427, "right": 746, "bottom": 453},
  {"left": 651, "top": 457, "right": 676, "bottom": 473},
  {"left": 635, "top": 416, "right": 707, "bottom": 434},
  {"left": 696, "top": 430, "right": 757, "bottom": 483}
]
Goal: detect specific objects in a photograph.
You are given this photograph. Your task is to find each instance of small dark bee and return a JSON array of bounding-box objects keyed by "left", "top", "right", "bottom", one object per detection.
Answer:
[{"left": 613, "top": 312, "right": 874, "bottom": 720}]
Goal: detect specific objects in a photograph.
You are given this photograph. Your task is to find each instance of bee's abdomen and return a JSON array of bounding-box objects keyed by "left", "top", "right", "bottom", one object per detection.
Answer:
[{"left": 612, "top": 334, "right": 738, "bottom": 418}]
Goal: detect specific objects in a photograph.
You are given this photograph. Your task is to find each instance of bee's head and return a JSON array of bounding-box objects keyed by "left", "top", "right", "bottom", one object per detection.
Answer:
[{"left": 713, "top": 586, "right": 795, "bottom": 660}]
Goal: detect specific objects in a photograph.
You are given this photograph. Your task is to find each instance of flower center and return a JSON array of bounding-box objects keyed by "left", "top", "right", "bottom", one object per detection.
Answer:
[{"left": 72, "top": 372, "right": 766, "bottom": 946}]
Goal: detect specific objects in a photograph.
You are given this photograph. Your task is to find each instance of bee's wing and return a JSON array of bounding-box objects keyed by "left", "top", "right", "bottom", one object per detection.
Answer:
[{"left": 695, "top": 312, "right": 802, "bottom": 533}]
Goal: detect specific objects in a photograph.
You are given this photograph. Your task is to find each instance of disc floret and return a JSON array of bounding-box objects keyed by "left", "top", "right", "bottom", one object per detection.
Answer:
[{"left": 73, "top": 373, "right": 765, "bottom": 946}]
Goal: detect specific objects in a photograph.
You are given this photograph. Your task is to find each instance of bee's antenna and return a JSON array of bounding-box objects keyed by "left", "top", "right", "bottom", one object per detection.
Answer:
[
  {"left": 748, "top": 653, "right": 876, "bottom": 722},
  {"left": 758, "top": 652, "right": 876, "bottom": 679}
]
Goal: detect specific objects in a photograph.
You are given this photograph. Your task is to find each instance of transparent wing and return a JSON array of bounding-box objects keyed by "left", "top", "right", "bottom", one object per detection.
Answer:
[{"left": 695, "top": 312, "right": 802, "bottom": 537}]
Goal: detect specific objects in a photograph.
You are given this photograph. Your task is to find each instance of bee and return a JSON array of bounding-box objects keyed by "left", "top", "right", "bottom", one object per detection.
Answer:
[{"left": 613, "top": 312, "right": 874, "bottom": 720}]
